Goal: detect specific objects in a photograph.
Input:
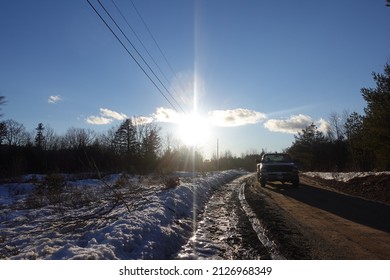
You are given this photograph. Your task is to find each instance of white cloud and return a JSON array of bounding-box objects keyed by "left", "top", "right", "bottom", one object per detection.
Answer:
[
  {"left": 264, "top": 114, "right": 330, "bottom": 134},
  {"left": 264, "top": 114, "right": 313, "bottom": 134},
  {"left": 153, "top": 107, "right": 181, "bottom": 123},
  {"left": 100, "top": 108, "right": 127, "bottom": 120},
  {"left": 48, "top": 95, "right": 62, "bottom": 104},
  {"left": 316, "top": 118, "right": 331, "bottom": 134},
  {"left": 208, "top": 108, "right": 267, "bottom": 127},
  {"left": 132, "top": 116, "right": 154, "bottom": 125},
  {"left": 85, "top": 116, "right": 113, "bottom": 125},
  {"left": 86, "top": 108, "right": 127, "bottom": 125}
]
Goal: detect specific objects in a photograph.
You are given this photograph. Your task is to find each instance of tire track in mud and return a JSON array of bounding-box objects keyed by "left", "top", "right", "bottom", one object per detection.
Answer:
[
  {"left": 238, "top": 182, "right": 284, "bottom": 259},
  {"left": 175, "top": 175, "right": 271, "bottom": 260}
]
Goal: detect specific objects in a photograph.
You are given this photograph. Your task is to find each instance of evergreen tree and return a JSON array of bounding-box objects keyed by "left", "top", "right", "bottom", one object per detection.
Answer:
[
  {"left": 35, "top": 123, "right": 45, "bottom": 149},
  {"left": 141, "top": 126, "right": 160, "bottom": 161},
  {"left": 113, "top": 119, "right": 139, "bottom": 172},
  {"left": 0, "top": 96, "right": 5, "bottom": 117},
  {"left": 344, "top": 112, "right": 364, "bottom": 140},
  {"left": 114, "top": 119, "right": 138, "bottom": 155},
  {"left": 344, "top": 112, "right": 373, "bottom": 170},
  {"left": 361, "top": 63, "right": 390, "bottom": 170},
  {"left": 287, "top": 123, "right": 328, "bottom": 170},
  {"left": 0, "top": 96, "right": 6, "bottom": 144},
  {"left": 138, "top": 125, "right": 161, "bottom": 172}
]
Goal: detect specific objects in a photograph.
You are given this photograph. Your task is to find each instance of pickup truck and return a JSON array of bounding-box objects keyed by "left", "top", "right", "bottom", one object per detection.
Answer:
[{"left": 256, "top": 153, "right": 299, "bottom": 188}]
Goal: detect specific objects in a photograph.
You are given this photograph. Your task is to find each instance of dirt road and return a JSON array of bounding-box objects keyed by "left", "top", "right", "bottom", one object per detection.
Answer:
[
  {"left": 244, "top": 174, "right": 390, "bottom": 259},
  {"left": 176, "top": 176, "right": 271, "bottom": 260}
]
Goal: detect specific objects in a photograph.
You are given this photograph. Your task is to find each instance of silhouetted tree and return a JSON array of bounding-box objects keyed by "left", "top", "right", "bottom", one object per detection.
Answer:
[
  {"left": 44, "top": 126, "right": 60, "bottom": 151},
  {"left": 140, "top": 124, "right": 161, "bottom": 172},
  {"left": 0, "top": 97, "right": 6, "bottom": 144},
  {"left": 112, "top": 119, "right": 139, "bottom": 172},
  {"left": 287, "top": 123, "right": 329, "bottom": 170},
  {"left": 344, "top": 112, "right": 364, "bottom": 141},
  {"left": 114, "top": 119, "right": 137, "bottom": 155},
  {"left": 62, "top": 127, "right": 95, "bottom": 150},
  {"left": 0, "top": 122, "right": 5, "bottom": 145},
  {"left": 35, "top": 123, "right": 45, "bottom": 149},
  {"left": 0, "top": 96, "right": 5, "bottom": 117},
  {"left": 3, "top": 119, "right": 29, "bottom": 146},
  {"left": 343, "top": 111, "right": 373, "bottom": 170},
  {"left": 361, "top": 63, "right": 390, "bottom": 169},
  {"left": 326, "top": 112, "right": 350, "bottom": 170},
  {"left": 328, "top": 111, "right": 347, "bottom": 141}
]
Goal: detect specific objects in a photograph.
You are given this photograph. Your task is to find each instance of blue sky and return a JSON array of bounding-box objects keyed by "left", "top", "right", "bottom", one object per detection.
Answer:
[{"left": 1, "top": 0, "right": 389, "bottom": 159}]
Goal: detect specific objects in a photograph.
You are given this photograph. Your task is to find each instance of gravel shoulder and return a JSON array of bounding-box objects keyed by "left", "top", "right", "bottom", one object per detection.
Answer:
[{"left": 243, "top": 174, "right": 390, "bottom": 259}]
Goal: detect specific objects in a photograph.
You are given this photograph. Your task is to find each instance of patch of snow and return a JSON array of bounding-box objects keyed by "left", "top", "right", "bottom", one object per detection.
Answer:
[
  {"left": 303, "top": 171, "right": 390, "bottom": 182},
  {"left": 0, "top": 170, "right": 246, "bottom": 260}
]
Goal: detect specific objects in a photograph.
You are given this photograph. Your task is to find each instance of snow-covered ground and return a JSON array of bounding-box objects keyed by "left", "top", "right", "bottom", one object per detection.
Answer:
[
  {"left": 303, "top": 171, "right": 390, "bottom": 182},
  {"left": 0, "top": 170, "right": 245, "bottom": 260}
]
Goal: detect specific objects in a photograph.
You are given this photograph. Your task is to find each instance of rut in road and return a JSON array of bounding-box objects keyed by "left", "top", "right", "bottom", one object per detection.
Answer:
[{"left": 175, "top": 176, "right": 271, "bottom": 260}]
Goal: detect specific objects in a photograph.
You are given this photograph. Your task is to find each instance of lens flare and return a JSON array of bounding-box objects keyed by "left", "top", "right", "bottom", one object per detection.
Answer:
[{"left": 178, "top": 113, "right": 210, "bottom": 146}]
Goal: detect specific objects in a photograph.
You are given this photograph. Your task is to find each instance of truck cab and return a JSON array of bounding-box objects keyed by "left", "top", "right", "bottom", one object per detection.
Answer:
[{"left": 256, "top": 153, "right": 299, "bottom": 188}]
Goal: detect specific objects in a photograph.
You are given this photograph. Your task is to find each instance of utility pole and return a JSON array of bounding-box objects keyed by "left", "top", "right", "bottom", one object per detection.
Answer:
[{"left": 217, "top": 138, "right": 219, "bottom": 171}]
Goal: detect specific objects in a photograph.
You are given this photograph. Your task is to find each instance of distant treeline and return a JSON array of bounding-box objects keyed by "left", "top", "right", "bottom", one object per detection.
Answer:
[
  {"left": 287, "top": 63, "right": 390, "bottom": 171},
  {"left": 0, "top": 116, "right": 202, "bottom": 177},
  {"left": 1, "top": 63, "right": 389, "bottom": 176}
]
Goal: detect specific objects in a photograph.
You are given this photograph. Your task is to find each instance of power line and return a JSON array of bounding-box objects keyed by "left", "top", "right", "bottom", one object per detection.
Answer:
[
  {"left": 128, "top": 0, "right": 188, "bottom": 104},
  {"left": 110, "top": 0, "right": 186, "bottom": 113},
  {"left": 95, "top": 0, "right": 185, "bottom": 113},
  {"left": 129, "top": 0, "right": 178, "bottom": 82},
  {"left": 110, "top": 0, "right": 172, "bottom": 88},
  {"left": 86, "top": 0, "right": 185, "bottom": 113},
  {"left": 96, "top": 0, "right": 185, "bottom": 113}
]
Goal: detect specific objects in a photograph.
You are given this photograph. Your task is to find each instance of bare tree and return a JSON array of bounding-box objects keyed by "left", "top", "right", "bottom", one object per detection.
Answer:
[
  {"left": 44, "top": 125, "right": 60, "bottom": 150},
  {"left": 3, "top": 119, "right": 29, "bottom": 146},
  {"left": 0, "top": 122, "right": 5, "bottom": 144},
  {"left": 162, "top": 133, "right": 174, "bottom": 156},
  {"left": 328, "top": 111, "right": 347, "bottom": 141},
  {"left": 98, "top": 125, "right": 118, "bottom": 150},
  {"left": 61, "top": 127, "right": 95, "bottom": 149}
]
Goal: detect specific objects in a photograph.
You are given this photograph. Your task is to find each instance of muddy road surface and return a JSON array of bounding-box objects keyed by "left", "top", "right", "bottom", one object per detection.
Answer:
[
  {"left": 176, "top": 174, "right": 390, "bottom": 259},
  {"left": 176, "top": 175, "right": 272, "bottom": 259}
]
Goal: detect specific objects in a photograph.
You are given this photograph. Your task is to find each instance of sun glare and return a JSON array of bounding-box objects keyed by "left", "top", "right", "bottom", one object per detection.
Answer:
[{"left": 178, "top": 113, "right": 210, "bottom": 146}]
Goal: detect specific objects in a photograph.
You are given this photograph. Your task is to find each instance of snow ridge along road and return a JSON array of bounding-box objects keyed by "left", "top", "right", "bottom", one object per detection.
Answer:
[{"left": 1, "top": 170, "right": 248, "bottom": 259}]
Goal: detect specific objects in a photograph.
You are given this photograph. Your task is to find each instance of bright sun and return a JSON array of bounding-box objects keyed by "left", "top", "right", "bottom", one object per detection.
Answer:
[{"left": 178, "top": 113, "right": 210, "bottom": 146}]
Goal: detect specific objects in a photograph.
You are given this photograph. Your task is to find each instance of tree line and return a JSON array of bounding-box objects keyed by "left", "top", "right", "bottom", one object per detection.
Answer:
[
  {"left": 0, "top": 114, "right": 211, "bottom": 177},
  {"left": 287, "top": 63, "right": 390, "bottom": 171}
]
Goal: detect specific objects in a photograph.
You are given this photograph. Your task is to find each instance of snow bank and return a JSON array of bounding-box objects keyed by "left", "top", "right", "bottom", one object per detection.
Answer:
[
  {"left": 0, "top": 170, "right": 245, "bottom": 260},
  {"left": 303, "top": 171, "right": 390, "bottom": 182}
]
